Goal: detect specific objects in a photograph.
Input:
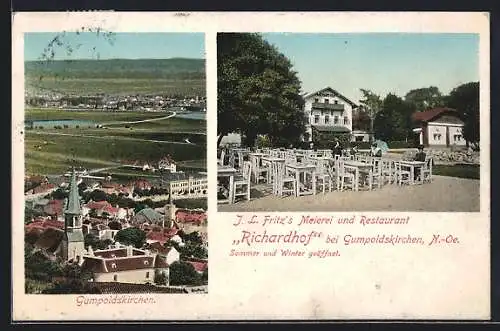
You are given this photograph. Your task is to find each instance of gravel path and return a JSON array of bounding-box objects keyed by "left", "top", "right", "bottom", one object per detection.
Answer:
[{"left": 218, "top": 175, "right": 480, "bottom": 212}]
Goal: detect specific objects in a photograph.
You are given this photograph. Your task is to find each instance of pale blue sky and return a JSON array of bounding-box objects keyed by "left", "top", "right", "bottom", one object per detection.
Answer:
[
  {"left": 262, "top": 33, "right": 479, "bottom": 103},
  {"left": 24, "top": 32, "right": 205, "bottom": 61}
]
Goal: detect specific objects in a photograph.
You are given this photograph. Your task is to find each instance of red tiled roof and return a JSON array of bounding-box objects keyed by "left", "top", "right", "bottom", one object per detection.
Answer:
[
  {"left": 146, "top": 232, "right": 171, "bottom": 244},
  {"left": 175, "top": 210, "right": 207, "bottom": 225},
  {"left": 85, "top": 201, "right": 119, "bottom": 214},
  {"left": 104, "top": 256, "right": 155, "bottom": 272},
  {"left": 412, "top": 107, "right": 460, "bottom": 122},
  {"left": 187, "top": 261, "right": 207, "bottom": 273},
  {"left": 81, "top": 257, "right": 107, "bottom": 273},
  {"left": 30, "top": 183, "right": 56, "bottom": 194}
]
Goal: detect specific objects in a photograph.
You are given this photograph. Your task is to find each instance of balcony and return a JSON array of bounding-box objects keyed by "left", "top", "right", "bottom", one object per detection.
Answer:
[{"left": 312, "top": 102, "right": 345, "bottom": 111}]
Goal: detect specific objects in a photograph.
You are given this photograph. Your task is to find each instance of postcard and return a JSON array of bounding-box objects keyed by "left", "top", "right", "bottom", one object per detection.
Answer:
[{"left": 12, "top": 11, "right": 490, "bottom": 321}]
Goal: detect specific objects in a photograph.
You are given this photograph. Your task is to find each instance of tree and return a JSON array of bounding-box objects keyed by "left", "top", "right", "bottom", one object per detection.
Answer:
[
  {"left": 89, "top": 189, "right": 107, "bottom": 202},
  {"left": 51, "top": 188, "right": 68, "bottom": 200},
  {"left": 404, "top": 86, "right": 444, "bottom": 113},
  {"left": 352, "top": 107, "right": 371, "bottom": 132},
  {"left": 358, "top": 89, "right": 383, "bottom": 142},
  {"left": 374, "top": 94, "right": 414, "bottom": 142},
  {"left": 154, "top": 270, "right": 168, "bottom": 286},
  {"left": 25, "top": 250, "right": 63, "bottom": 282},
  {"left": 169, "top": 261, "right": 202, "bottom": 286},
  {"left": 114, "top": 227, "right": 146, "bottom": 248},
  {"left": 84, "top": 234, "right": 113, "bottom": 250},
  {"left": 217, "top": 33, "right": 305, "bottom": 148},
  {"left": 445, "top": 82, "right": 480, "bottom": 149}
]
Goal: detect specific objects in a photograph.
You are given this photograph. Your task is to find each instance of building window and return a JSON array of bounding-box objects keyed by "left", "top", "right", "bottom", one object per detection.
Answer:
[
  {"left": 113, "top": 275, "right": 118, "bottom": 281},
  {"left": 325, "top": 115, "right": 330, "bottom": 124},
  {"left": 324, "top": 99, "right": 329, "bottom": 104},
  {"left": 146, "top": 272, "right": 150, "bottom": 278},
  {"left": 330, "top": 111, "right": 334, "bottom": 116},
  {"left": 144, "top": 260, "right": 149, "bottom": 265},
  {"left": 334, "top": 116, "right": 339, "bottom": 124},
  {"left": 454, "top": 134, "right": 462, "bottom": 142},
  {"left": 314, "top": 98, "right": 319, "bottom": 103},
  {"left": 344, "top": 117, "right": 349, "bottom": 125},
  {"left": 433, "top": 133, "right": 442, "bottom": 141},
  {"left": 334, "top": 100, "right": 338, "bottom": 104},
  {"left": 111, "top": 263, "right": 117, "bottom": 268},
  {"left": 314, "top": 115, "right": 319, "bottom": 124}
]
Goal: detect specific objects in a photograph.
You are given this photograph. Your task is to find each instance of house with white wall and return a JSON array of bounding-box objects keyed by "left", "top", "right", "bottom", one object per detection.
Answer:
[
  {"left": 302, "top": 87, "right": 357, "bottom": 142},
  {"left": 412, "top": 107, "right": 467, "bottom": 148},
  {"left": 81, "top": 244, "right": 169, "bottom": 285}
]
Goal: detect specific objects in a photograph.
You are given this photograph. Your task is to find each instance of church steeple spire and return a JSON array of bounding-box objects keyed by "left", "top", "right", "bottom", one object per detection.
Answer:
[{"left": 65, "top": 168, "right": 81, "bottom": 215}]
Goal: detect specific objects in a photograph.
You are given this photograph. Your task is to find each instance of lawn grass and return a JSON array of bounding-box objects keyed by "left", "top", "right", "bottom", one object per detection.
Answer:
[
  {"left": 433, "top": 164, "right": 480, "bottom": 180},
  {"left": 25, "top": 132, "right": 206, "bottom": 175}
]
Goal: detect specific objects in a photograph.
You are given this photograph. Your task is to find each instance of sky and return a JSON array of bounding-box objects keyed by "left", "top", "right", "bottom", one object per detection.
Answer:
[
  {"left": 262, "top": 33, "right": 479, "bottom": 103},
  {"left": 24, "top": 32, "right": 205, "bottom": 61}
]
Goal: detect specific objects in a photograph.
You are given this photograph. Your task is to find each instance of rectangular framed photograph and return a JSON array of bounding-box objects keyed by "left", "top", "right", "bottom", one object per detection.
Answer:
[{"left": 12, "top": 11, "right": 490, "bottom": 321}]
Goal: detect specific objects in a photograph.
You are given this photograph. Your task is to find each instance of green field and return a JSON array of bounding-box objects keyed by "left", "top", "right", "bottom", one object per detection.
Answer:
[
  {"left": 433, "top": 164, "right": 480, "bottom": 179},
  {"left": 26, "top": 77, "right": 205, "bottom": 96},
  {"left": 25, "top": 109, "right": 206, "bottom": 175}
]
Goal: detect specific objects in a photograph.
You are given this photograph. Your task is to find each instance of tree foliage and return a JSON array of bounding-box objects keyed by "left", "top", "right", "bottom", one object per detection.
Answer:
[
  {"left": 84, "top": 234, "right": 113, "bottom": 250},
  {"left": 217, "top": 33, "right": 305, "bottom": 147},
  {"left": 154, "top": 270, "right": 168, "bottom": 286},
  {"left": 445, "top": 82, "right": 480, "bottom": 149},
  {"left": 405, "top": 86, "right": 444, "bottom": 112},
  {"left": 374, "top": 94, "right": 414, "bottom": 142},
  {"left": 114, "top": 227, "right": 146, "bottom": 248},
  {"left": 169, "top": 261, "right": 203, "bottom": 286},
  {"left": 358, "top": 89, "right": 383, "bottom": 141}
]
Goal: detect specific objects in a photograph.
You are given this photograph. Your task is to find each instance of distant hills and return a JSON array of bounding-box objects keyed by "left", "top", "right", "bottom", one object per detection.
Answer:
[
  {"left": 25, "top": 58, "right": 205, "bottom": 80},
  {"left": 25, "top": 58, "right": 206, "bottom": 96}
]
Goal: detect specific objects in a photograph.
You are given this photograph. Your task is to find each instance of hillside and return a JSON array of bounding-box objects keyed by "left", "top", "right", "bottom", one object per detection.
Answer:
[
  {"left": 25, "top": 58, "right": 205, "bottom": 79},
  {"left": 25, "top": 58, "right": 206, "bottom": 96}
]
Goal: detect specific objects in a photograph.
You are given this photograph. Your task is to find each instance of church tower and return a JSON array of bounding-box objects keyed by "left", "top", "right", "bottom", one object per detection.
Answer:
[{"left": 61, "top": 169, "right": 85, "bottom": 262}]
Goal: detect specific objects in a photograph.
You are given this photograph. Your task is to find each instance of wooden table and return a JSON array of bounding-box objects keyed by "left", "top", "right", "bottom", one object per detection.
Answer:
[
  {"left": 398, "top": 160, "right": 426, "bottom": 185},
  {"left": 344, "top": 160, "right": 373, "bottom": 191},
  {"left": 285, "top": 163, "right": 317, "bottom": 197},
  {"left": 217, "top": 165, "right": 238, "bottom": 204}
]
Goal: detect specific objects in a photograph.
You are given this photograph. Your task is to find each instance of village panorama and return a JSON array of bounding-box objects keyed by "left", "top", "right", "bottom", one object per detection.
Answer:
[{"left": 23, "top": 32, "right": 208, "bottom": 294}]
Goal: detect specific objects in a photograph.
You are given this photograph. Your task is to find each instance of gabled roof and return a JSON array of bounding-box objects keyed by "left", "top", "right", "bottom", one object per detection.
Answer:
[
  {"left": 135, "top": 208, "right": 163, "bottom": 223},
  {"left": 412, "top": 107, "right": 461, "bottom": 122},
  {"left": 303, "top": 87, "right": 358, "bottom": 108}
]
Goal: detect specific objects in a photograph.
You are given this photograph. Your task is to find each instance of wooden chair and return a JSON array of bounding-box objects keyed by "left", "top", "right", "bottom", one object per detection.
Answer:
[
  {"left": 367, "top": 158, "right": 383, "bottom": 190},
  {"left": 272, "top": 161, "right": 296, "bottom": 197},
  {"left": 314, "top": 159, "right": 333, "bottom": 193},
  {"left": 381, "top": 159, "right": 395, "bottom": 185},
  {"left": 233, "top": 161, "right": 252, "bottom": 202},
  {"left": 340, "top": 163, "right": 357, "bottom": 191},
  {"left": 395, "top": 162, "right": 411, "bottom": 186},
  {"left": 420, "top": 157, "right": 433, "bottom": 184},
  {"left": 250, "top": 155, "right": 269, "bottom": 184},
  {"left": 218, "top": 149, "right": 226, "bottom": 166}
]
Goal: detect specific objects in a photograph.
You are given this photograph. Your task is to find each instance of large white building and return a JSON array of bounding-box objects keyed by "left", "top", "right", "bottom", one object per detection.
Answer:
[
  {"left": 302, "top": 87, "right": 358, "bottom": 142},
  {"left": 412, "top": 107, "right": 467, "bottom": 148}
]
